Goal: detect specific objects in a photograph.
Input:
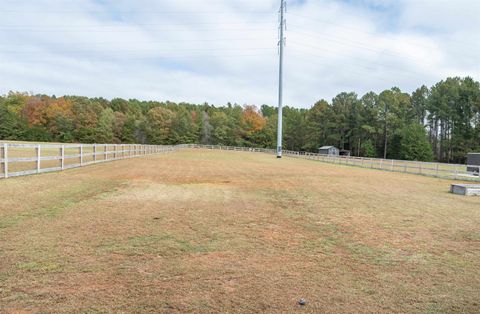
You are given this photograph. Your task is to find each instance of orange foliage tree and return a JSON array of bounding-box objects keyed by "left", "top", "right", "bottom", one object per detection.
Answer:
[{"left": 242, "top": 105, "right": 266, "bottom": 135}]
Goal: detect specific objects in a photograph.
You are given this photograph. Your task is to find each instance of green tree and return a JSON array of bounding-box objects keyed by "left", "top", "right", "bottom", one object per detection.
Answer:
[
  {"left": 95, "top": 108, "right": 115, "bottom": 143},
  {"left": 361, "top": 139, "right": 376, "bottom": 158},
  {"left": 170, "top": 108, "right": 199, "bottom": 144},
  {"left": 399, "top": 124, "right": 434, "bottom": 161},
  {"left": 210, "top": 111, "right": 232, "bottom": 145},
  {"left": 304, "top": 100, "right": 330, "bottom": 151},
  {"left": 0, "top": 102, "right": 27, "bottom": 140}
]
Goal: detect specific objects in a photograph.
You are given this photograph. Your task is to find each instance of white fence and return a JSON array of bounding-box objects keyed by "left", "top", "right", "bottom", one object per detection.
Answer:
[
  {"left": 1, "top": 142, "right": 479, "bottom": 182},
  {"left": 185, "top": 144, "right": 480, "bottom": 182},
  {"left": 0, "top": 143, "right": 177, "bottom": 179},
  {"left": 183, "top": 144, "right": 276, "bottom": 154}
]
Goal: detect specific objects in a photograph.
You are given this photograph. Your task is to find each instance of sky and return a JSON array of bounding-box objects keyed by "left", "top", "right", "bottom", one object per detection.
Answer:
[{"left": 0, "top": 0, "right": 479, "bottom": 108}]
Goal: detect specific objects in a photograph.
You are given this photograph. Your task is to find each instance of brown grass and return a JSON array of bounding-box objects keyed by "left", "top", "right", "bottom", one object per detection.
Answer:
[{"left": 1, "top": 149, "right": 479, "bottom": 313}]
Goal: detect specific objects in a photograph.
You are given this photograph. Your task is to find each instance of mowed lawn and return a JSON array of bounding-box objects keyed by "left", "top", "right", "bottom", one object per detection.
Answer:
[{"left": 1, "top": 149, "right": 479, "bottom": 313}]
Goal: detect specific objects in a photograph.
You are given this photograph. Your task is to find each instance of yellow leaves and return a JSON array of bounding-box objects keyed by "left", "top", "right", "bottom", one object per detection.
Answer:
[
  {"left": 44, "top": 98, "right": 74, "bottom": 122},
  {"left": 21, "top": 96, "right": 74, "bottom": 132},
  {"left": 242, "top": 105, "right": 266, "bottom": 134}
]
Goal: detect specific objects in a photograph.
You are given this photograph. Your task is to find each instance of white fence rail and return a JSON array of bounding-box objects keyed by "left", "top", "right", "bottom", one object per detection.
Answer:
[
  {"left": 185, "top": 144, "right": 480, "bottom": 182},
  {"left": 1, "top": 142, "right": 479, "bottom": 182},
  {"left": 182, "top": 144, "right": 276, "bottom": 154},
  {"left": 0, "top": 143, "right": 176, "bottom": 179}
]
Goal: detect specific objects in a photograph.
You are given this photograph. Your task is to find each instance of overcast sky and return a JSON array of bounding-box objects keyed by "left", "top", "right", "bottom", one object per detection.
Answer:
[{"left": 1, "top": 0, "right": 479, "bottom": 108}]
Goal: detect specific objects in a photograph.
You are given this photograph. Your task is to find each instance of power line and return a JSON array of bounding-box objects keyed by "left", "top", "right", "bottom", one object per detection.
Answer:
[
  {"left": 286, "top": 47, "right": 440, "bottom": 76},
  {"left": 0, "top": 26, "right": 274, "bottom": 33},
  {"left": 0, "top": 52, "right": 277, "bottom": 63},
  {"left": 0, "top": 37, "right": 274, "bottom": 47},
  {"left": 289, "top": 12, "right": 380, "bottom": 37},
  {"left": 0, "top": 10, "right": 273, "bottom": 15},
  {"left": 0, "top": 47, "right": 275, "bottom": 54},
  {"left": 0, "top": 21, "right": 276, "bottom": 30},
  {"left": 289, "top": 12, "right": 480, "bottom": 50},
  {"left": 288, "top": 26, "right": 478, "bottom": 61}
]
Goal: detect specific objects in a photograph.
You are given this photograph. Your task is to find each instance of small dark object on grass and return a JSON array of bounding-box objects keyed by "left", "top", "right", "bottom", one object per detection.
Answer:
[
  {"left": 298, "top": 298, "right": 307, "bottom": 306},
  {"left": 153, "top": 217, "right": 160, "bottom": 220}
]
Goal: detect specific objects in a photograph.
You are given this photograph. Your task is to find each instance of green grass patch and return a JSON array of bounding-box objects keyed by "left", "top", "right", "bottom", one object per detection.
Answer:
[
  {"left": 346, "top": 242, "right": 401, "bottom": 266},
  {"left": 17, "top": 261, "right": 62, "bottom": 272},
  {"left": 100, "top": 233, "right": 216, "bottom": 257}
]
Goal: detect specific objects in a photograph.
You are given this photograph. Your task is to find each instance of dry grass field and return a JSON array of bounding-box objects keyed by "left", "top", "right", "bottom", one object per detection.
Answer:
[{"left": 1, "top": 149, "right": 479, "bottom": 313}]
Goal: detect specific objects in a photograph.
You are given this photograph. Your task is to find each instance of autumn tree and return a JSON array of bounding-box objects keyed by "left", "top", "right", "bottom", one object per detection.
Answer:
[
  {"left": 241, "top": 105, "right": 266, "bottom": 146},
  {"left": 146, "top": 107, "right": 176, "bottom": 144}
]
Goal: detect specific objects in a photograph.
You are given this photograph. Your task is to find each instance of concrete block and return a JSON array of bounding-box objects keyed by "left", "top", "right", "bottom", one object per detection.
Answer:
[{"left": 451, "top": 184, "right": 480, "bottom": 196}]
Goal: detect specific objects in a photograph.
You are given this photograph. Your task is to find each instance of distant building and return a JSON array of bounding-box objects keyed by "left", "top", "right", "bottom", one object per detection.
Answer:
[
  {"left": 467, "top": 153, "right": 480, "bottom": 175},
  {"left": 318, "top": 146, "right": 339, "bottom": 156},
  {"left": 339, "top": 150, "right": 351, "bottom": 157}
]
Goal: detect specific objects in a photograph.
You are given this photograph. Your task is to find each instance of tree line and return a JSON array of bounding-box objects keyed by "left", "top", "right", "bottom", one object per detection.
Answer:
[{"left": 1, "top": 76, "right": 479, "bottom": 163}]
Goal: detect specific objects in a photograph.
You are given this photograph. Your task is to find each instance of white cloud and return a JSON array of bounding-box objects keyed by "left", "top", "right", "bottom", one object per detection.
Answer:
[{"left": 0, "top": 0, "right": 479, "bottom": 107}]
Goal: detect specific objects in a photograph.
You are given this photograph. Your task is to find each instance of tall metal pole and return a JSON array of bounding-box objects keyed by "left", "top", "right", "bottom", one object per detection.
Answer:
[
  {"left": 383, "top": 101, "right": 388, "bottom": 159},
  {"left": 277, "top": 0, "right": 286, "bottom": 158}
]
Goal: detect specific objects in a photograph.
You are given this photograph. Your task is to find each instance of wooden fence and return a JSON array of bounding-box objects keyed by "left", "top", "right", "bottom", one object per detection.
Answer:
[
  {"left": 0, "top": 143, "right": 176, "bottom": 179},
  {"left": 185, "top": 144, "right": 480, "bottom": 182}
]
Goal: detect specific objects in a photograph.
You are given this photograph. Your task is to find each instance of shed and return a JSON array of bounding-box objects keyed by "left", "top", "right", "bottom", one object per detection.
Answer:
[
  {"left": 318, "top": 146, "right": 339, "bottom": 156},
  {"left": 467, "top": 153, "right": 480, "bottom": 175}
]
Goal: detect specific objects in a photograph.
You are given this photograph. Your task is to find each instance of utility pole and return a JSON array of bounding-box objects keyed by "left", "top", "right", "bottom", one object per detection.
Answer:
[
  {"left": 383, "top": 101, "right": 388, "bottom": 159},
  {"left": 277, "top": 0, "right": 286, "bottom": 158}
]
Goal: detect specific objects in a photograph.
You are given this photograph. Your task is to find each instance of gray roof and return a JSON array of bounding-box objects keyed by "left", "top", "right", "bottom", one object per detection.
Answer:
[{"left": 319, "top": 146, "right": 336, "bottom": 150}]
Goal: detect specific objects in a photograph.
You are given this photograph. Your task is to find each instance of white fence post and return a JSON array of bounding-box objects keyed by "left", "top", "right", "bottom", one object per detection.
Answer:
[
  {"left": 80, "top": 145, "right": 83, "bottom": 166},
  {"left": 36, "top": 144, "right": 41, "bottom": 173},
  {"left": 3, "top": 143, "right": 8, "bottom": 179},
  {"left": 93, "top": 145, "right": 97, "bottom": 163},
  {"left": 61, "top": 145, "right": 65, "bottom": 170}
]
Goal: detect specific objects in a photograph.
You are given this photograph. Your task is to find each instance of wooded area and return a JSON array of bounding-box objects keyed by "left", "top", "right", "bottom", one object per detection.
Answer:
[{"left": 1, "top": 76, "right": 479, "bottom": 163}]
